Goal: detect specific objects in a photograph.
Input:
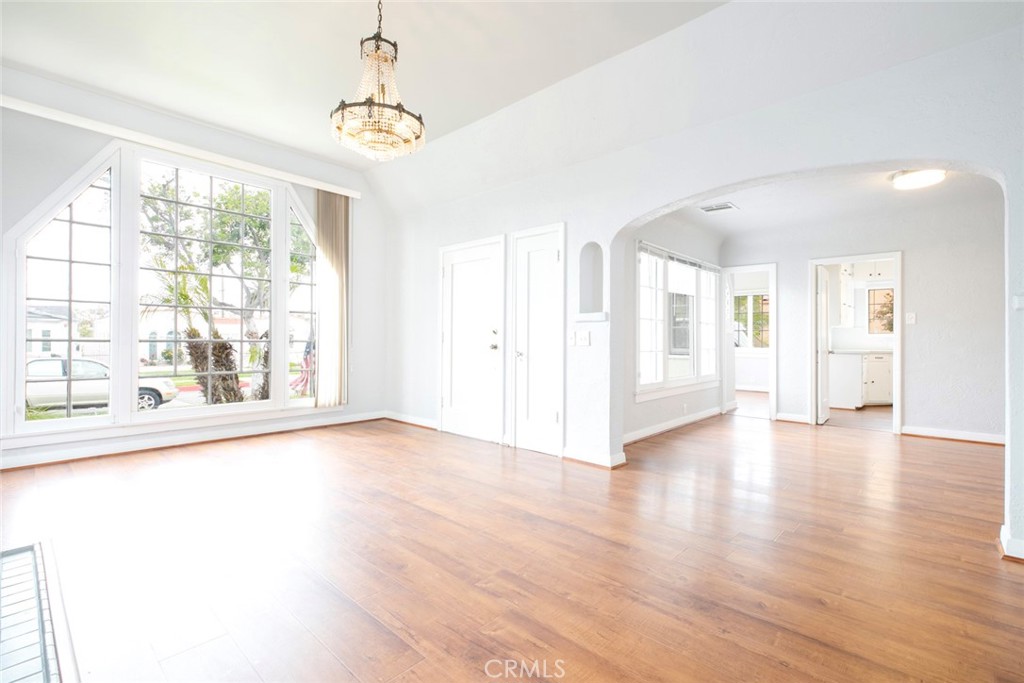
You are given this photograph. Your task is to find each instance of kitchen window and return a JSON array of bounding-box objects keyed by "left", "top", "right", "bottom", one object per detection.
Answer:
[
  {"left": 733, "top": 294, "right": 770, "bottom": 348},
  {"left": 868, "top": 288, "right": 894, "bottom": 334}
]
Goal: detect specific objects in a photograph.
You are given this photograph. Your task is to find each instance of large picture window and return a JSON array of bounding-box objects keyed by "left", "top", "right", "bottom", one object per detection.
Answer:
[
  {"left": 137, "top": 160, "right": 272, "bottom": 411},
  {"left": 8, "top": 144, "right": 332, "bottom": 436},
  {"left": 636, "top": 242, "right": 719, "bottom": 394}
]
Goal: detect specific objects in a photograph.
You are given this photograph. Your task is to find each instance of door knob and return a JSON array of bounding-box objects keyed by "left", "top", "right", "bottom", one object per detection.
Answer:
[
  {"left": 515, "top": 351, "right": 524, "bottom": 359},
  {"left": 490, "top": 344, "right": 499, "bottom": 350}
]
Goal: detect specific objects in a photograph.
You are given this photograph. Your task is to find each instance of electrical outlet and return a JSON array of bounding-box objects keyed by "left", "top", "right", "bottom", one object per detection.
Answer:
[
  {"left": 577, "top": 331, "right": 591, "bottom": 346},
  {"left": 905, "top": 312, "right": 917, "bottom": 325},
  {"left": 567, "top": 332, "right": 576, "bottom": 346},
  {"left": 683, "top": 403, "right": 688, "bottom": 413}
]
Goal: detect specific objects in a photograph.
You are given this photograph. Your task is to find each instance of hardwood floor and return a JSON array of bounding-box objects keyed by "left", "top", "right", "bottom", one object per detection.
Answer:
[
  {"left": 2, "top": 417, "right": 1022, "bottom": 682},
  {"left": 825, "top": 405, "right": 894, "bottom": 432},
  {"left": 734, "top": 390, "right": 769, "bottom": 419}
]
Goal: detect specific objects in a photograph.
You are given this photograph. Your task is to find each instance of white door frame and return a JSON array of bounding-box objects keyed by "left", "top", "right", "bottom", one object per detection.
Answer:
[
  {"left": 722, "top": 263, "right": 778, "bottom": 420},
  {"left": 438, "top": 234, "right": 506, "bottom": 441},
  {"left": 815, "top": 265, "right": 831, "bottom": 425},
  {"left": 807, "top": 251, "right": 902, "bottom": 433},
  {"left": 507, "top": 223, "right": 565, "bottom": 454}
]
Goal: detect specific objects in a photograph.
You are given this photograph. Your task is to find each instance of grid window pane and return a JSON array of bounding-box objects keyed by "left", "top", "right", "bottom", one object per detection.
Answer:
[
  {"left": 27, "top": 259, "right": 70, "bottom": 300},
  {"left": 72, "top": 263, "right": 111, "bottom": 302},
  {"left": 868, "top": 288, "right": 894, "bottom": 334},
  {"left": 212, "top": 212, "right": 242, "bottom": 243},
  {"left": 23, "top": 170, "right": 112, "bottom": 422},
  {"left": 178, "top": 206, "right": 212, "bottom": 240},
  {"left": 72, "top": 303, "right": 110, "bottom": 340},
  {"left": 141, "top": 198, "right": 176, "bottom": 234},
  {"left": 753, "top": 294, "right": 770, "bottom": 348},
  {"left": 140, "top": 161, "right": 176, "bottom": 199},
  {"left": 26, "top": 221, "right": 70, "bottom": 260},
  {"left": 637, "top": 244, "right": 720, "bottom": 391},
  {"left": 72, "top": 224, "right": 111, "bottom": 264},
  {"left": 244, "top": 186, "right": 271, "bottom": 218},
  {"left": 72, "top": 186, "right": 111, "bottom": 225},
  {"left": 700, "top": 270, "right": 718, "bottom": 378},
  {"left": 178, "top": 169, "right": 211, "bottom": 207},
  {"left": 138, "top": 161, "right": 275, "bottom": 411},
  {"left": 287, "top": 208, "right": 317, "bottom": 401}
]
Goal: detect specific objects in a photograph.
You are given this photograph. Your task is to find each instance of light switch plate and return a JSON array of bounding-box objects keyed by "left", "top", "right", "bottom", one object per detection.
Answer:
[
  {"left": 577, "top": 331, "right": 591, "bottom": 346},
  {"left": 905, "top": 312, "right": 916, "bottom": 325},
  {"left": 567, "top": 332, "right": 576, "bottom": 346}
]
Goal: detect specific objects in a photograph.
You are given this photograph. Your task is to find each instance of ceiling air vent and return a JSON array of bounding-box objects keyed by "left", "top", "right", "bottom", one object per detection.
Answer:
[{"left": 698, "top": 202, "right": 738, "bottom": 214}]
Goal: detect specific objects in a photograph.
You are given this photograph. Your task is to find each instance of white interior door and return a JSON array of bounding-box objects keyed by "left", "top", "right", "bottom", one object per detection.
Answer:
[
  {"left": 815, "top": 265, "right": 831, "bottom": 424},
  {"left": 441, "top": 239, "right": 504, "bottom": 442},
  {"left": 512, "top": 227, "right": 564, "bottom": 456}
]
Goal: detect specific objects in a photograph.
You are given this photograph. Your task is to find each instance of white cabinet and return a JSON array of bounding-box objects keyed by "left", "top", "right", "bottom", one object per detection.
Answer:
[
  {"left": 863, "top": 353, "right": 893, "bottom": 404},
  {"left": 853, "top": 260, "right": 894, "bottom": 282},
  {"left": 828, "top": 354, "right": 864, "bottom": 409},
  {"left": 828, "top": 352, "right": 893, "bottom": 408}
]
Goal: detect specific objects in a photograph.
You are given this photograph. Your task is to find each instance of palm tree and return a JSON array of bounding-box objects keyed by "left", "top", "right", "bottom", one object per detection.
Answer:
[{"left": 139, "top": 243, "right": 244, "bottom": 405}]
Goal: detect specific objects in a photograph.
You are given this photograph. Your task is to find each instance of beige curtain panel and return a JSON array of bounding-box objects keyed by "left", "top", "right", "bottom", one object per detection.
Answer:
[{"left": 315, "top": 190, "right": 349, "bottom": 407}]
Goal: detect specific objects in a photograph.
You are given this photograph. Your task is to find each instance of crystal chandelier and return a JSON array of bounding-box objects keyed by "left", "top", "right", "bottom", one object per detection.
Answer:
[{"left": 330, "top": 0, "right": 426, "bottom": 162}]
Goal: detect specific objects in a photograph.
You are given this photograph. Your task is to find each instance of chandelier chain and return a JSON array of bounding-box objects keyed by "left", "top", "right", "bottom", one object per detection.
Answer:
[{"left": 377, "top": 0, "right": 383, "bottom": 35}]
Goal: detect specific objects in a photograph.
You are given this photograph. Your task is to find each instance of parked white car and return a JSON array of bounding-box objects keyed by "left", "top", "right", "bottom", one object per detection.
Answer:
[{"left": 26, "top": 358, "right": 178, "bottom": 411}]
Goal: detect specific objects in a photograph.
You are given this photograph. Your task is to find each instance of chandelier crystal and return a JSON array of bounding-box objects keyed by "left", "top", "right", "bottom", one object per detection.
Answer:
[{"left": 330, "top": 0, "right": 426, "bottom": 162}]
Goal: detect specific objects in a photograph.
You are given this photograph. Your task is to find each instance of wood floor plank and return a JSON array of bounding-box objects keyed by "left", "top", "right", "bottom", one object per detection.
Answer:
[
  {"left": 2, "top": 416, "right": 1022, "bottom": 682},
  {"left": 158, "top": 635, "right": 261, "bottom": 683}
]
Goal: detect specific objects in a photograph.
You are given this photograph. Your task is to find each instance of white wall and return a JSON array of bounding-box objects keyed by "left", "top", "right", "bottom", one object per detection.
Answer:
[
  {"left": 722, "top": 185, "right": 1005, "bottom": 438},
  {"left": 622, "top": 215, "right": 723, "bottom": 442},
  {"left": 1, "top": 109, "right": 113, "bottom": 233}
]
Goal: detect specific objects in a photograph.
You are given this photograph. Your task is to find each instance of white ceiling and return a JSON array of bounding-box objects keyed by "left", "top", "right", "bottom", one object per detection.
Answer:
[
  {"left": 0, "top": 1, "right": 721, "bottom": 170},
  {"left": 665, "top": 169, "right": 1003, "bottom": 237}
]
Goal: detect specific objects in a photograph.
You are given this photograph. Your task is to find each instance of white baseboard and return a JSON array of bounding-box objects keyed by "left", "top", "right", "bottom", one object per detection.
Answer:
[
  {"left": 1001, "top": 525, "right": 1024, "bottom": 560},
  {"left": 735, "top": 385, "right": 769, "bottom": 392},
  {"left": 562, "top": 448, "right": 627, "bottom": 469},
  {"left": 382, "top": 412, "right": 439, "bottom": 430},
  {"left": 722, "top": 401, "right": 738, "bottom": 413},
  {"left": 776, "top": 413, "right": 810, "bottom": 424},
  {"left": 902, "top": 425, "right": 1004, "bottom": 445},
  {"left": 624, "top": 406, "right": 721, "bottom": 444},
  {"left": 0, "top": 409, "right": 391, "bottom": 469}
]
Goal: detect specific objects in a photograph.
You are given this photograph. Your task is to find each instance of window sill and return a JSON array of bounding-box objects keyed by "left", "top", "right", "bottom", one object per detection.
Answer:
[
  {"left": 635, "top": 379, "right": 720, "bottom": 403},
  {"left": 2, "top": 401, "right": 341, "bottom": 451}
]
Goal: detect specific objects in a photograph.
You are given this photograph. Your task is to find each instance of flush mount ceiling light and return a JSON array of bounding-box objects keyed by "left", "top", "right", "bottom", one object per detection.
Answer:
[
  {"left": 890, "top": 169, "right": 947, "bottom": 191},
  {"left": 699, "top": 202, "right": 739, "bottom": 214},
  {"left": 330, "top": 0, "right": 425, "bottom": 162}
]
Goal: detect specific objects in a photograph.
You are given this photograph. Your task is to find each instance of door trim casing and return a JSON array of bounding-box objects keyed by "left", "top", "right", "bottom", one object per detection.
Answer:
[
  {"left": 722, "top": 263, "right": 778, "bottom": 421},
  {"left": 807, "top": 251, "right": 903, "bottom": 433}
]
